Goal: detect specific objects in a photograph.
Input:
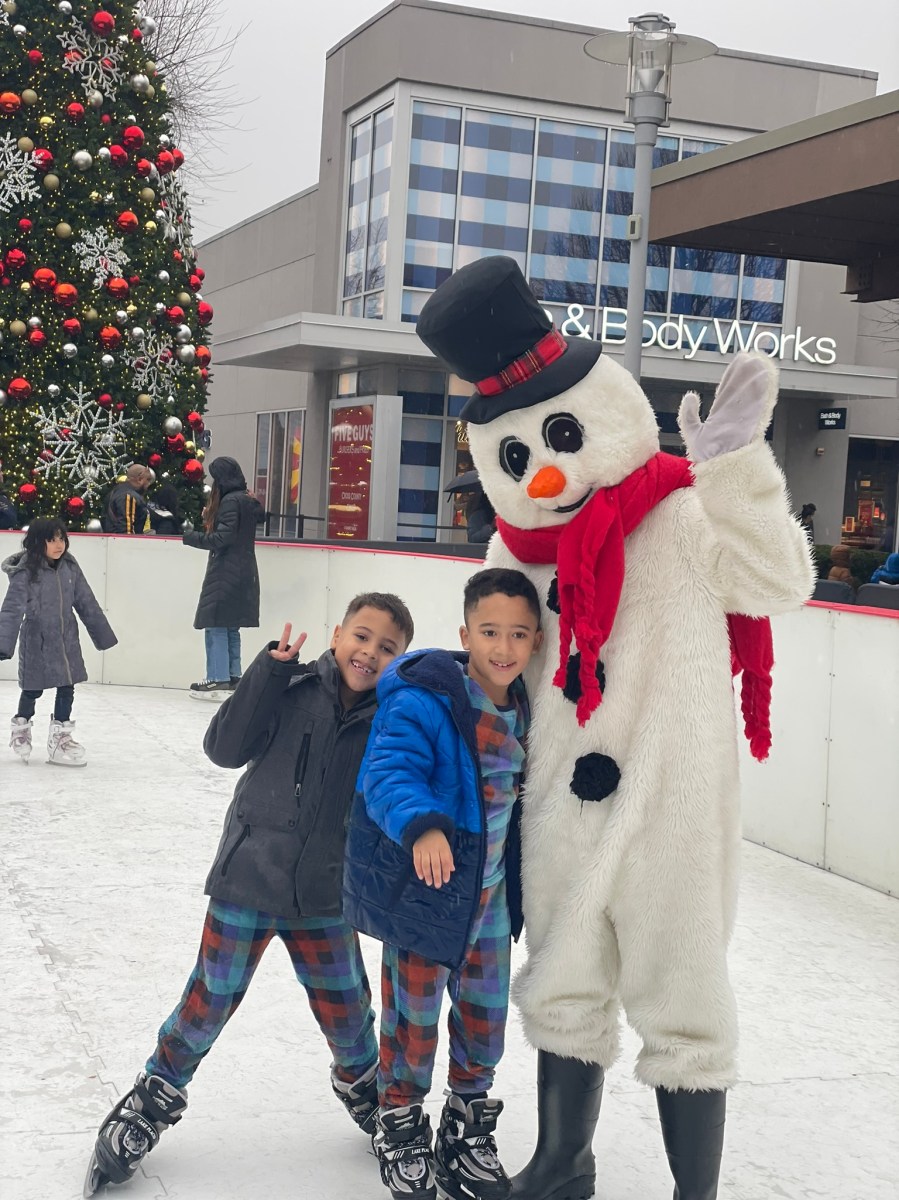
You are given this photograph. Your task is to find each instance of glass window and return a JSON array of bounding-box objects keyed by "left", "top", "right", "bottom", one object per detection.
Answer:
[
  {"left": 284, "top": 410, "right": 305, "bottom": 538},
  {"left": 740, "top": 255, "right": 786, "bottom": 323},
  {"left": 457, "top": 110, "right": 535, "bottom": 272},
  {"left": 342, "top": 104, "right": 393, "bottom": 317},
  {"left": 681, "top": 138, "right": 726, "bottom": 158},
  {"left": 343, "top": 119, "right": 371, "bottom": 299},
  {"left": 405, "top": 101, "right": 461, "bottom": 290},
  {"left": 366, "top": 107, "right": 393, "bottom": 293},
  {"left": 397, "top": 416, "right": 443, "bottom": 541},
  {"left": 254, "top": 414, "right": 270, "bottom": 512},
  {"left": 670, "top": 246, "right": 740, "bottom": 319},
  {"left": 268, "top": 411, "right": 287, "bottom": 527},
  {"left": 398, "top": 368, "right": 445, "bottom": 416},
  {"left": 842, "top": 438, "right": 899, "bottom": 551}
]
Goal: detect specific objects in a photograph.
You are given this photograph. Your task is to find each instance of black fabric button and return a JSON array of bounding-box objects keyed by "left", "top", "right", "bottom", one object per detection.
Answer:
[
  {"left": 562, "top": 652, "right": 606, "bottom": 703},
  {"left": 546, "top": 575, "right": 561, "bottom": 614},
  {"left": 571, "top": 752, "right": 620, "bottom": 803}
]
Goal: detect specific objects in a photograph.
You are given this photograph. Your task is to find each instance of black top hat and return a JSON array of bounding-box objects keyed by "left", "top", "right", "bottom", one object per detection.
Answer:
[{"left": 416, "top": 255, "right": 602, "bottom": 425}]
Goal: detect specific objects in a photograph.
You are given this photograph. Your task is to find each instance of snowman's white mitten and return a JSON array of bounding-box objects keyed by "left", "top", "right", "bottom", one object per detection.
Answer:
[{"left": 678, "top": 352, "right": 778, "bottom": 463}]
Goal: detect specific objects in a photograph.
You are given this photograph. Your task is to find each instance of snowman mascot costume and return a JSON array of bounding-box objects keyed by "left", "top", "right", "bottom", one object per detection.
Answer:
[{"left": 416, "top": 256, "right": 813, "bottom": 1200}]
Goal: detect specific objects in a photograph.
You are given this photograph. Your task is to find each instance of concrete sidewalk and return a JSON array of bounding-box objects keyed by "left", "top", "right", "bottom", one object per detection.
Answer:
[{"left": 1, "top": 681, "right": 896, "bottom": 1200}]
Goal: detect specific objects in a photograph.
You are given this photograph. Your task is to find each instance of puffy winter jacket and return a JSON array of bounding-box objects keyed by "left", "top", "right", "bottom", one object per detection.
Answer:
[
  {"left": 204, "top": 645, "right": 379, "bottom": 918},
  {"left": 0, "top": 551, "right": 117, "bottom": 690},
  {"left": 183, "top": 459, "right": 263, "bottom": 629},
  {"left": 104, "top": 482, "right": 149, "bottom": 534},
  {"left": 343, "top": 649, "right": 525, "bottom": 970}
]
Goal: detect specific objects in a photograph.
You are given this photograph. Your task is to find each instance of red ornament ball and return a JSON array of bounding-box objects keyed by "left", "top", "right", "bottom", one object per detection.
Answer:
[
  {"left": 196, "top": 267, "right": 206, "bottom": 281},
  {"left": 165, "top": 305, "right": 185, "bottom": 323},
  {"left": 189, "top": 274, "right": 201, "bottom": 291},
  {"left": 96, "top": 392, "right": 113, "bottom": 409},
  {"left": 199, "top": 368, "right": 209, "bottom": 383},
  {"left": 186, "top": 410, "right": 203, "bottom": 429},
  {"left": 172, "top": 250, "right": 183, "bottom": 263},
  {"left": 116, "top": 210, "right": 139, "bottom": 233},
  {"left": 122, "top": 124, "right": 145, "bottom": 151},
  {"left": 128, "top": 273, "right": 140, "bottom": 286},
  {"left": 33, "top": 267, "right": 58, "bottom": 291},
  {"left": 5, "top": 248, "right": 27, "bottom": 271},
  {"left": 197, "top": 301, "right": 213, "bottom": 325},
  {"left": 8, "top": 378, "right": 32, "bottom": 402},
  {"left": 27, "top": 329, "right": 47, "bottom": 349},
  {"left": 0, "top": 92, "right": 22, "bottom": 115},
  {"left": 155, "top": 150, "right": 175, "bottom": 175},
  {"left": 66, "top": 496, "right": 86, "bottom": 517},
  {"left": 135, "top": 157, "right": 152, "bottom": 177},
  {"left": 90, "top": 11, "right": 116, "bottom": 36},
  {"left": 66, "top": 101, "right": 86, "bottom": 124},
  {"left": 27, "top": 50, "right": 44, "bottom": 66},
  {"left": 195, "top": 345, "right": 211, "bottom": 368},
  {"left": 115, "top": 401, "right": 125, "bottom": 411},
  {"left": 166, "top": 433, "right": 186, "bottom": 453},
  {"left": 54, "top": 282, "right": 78, "bottom": 307},
  {"left": 172, "top": 148, "right": 185, "bottom": 170},
  {"left": 132, "top": 27, "right": 143, "bottom": 40},
  {"left": 18, "top": 483, "right": 38, "bottom": 503},
  {"left": 17, "top": 218, "right": 32, "bottom": 234},
  {"left": 148, "top": 453, "right": 163, "bottom": 469},
  {"left": 32, "top": 148, "right": 54, "bottom": 172},
  {"left": 101, "top": 113, "right": 111, "bottom": 125},
  {"left": 98, "top": 325, "right": 122, "bottom": 350},
  {"left": 183, "top": 459, "right": 204, "bottom": 483},
  {"left": 109, "top": 144, "right": 128, "bottom": 167},
  {"left": 105, "top": 276, "right": 129, "bottom": 299},
  {"left": 62, "top": 317, "right": 81, "bottom": 336}
]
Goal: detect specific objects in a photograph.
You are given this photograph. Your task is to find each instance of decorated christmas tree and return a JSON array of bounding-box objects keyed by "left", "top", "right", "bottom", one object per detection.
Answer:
[{"left": 0, "top": 0, "right": 213, "bottom": 529}]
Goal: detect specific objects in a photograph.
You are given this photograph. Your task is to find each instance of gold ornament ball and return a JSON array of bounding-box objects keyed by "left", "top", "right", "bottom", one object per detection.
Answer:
[
  {"left": 55, "top": 222, "right": 72, "bottom": 239},
  {"left": 84, "top": 307, "right": 99, "bottom": 323},
  {"left": 159, "top": 82, "right": 167, "bottom": 93},
  {"left": 10, "top": 320, "right": 27, "bottom": 336},
  {"left": 184, "top": 441, "right": 196, "bottom": 453},
  {"left": 22, "top": 90, "right": 38, "bottom": 106},
  {"left": 177, "top": 291, "right": 191, "bottom": 305},
  {"left": 136, "top": 393, "right": 153, "bottom": 409},
  {"left": 145, "top": 85, "right": 155, "bottom": 99},
  {"left": 37, "top": 113, "right": 53, "bottom": 126},
  {"left": 20, "top": 281, "right": 31, "bottom": 293},
  {"left": 126, "top": 303, "right": 137, "bottom": 315},
  {"left": 89, "top": 190, "right": 101, "bottom": 201},
  {"left": 196, "top": 449, "right": 205, "bottom": 461},
  {"left": 145, "top": 60, "right": 156, "bottom": 72},
  {"left": 116, "top": 474, "right": 127, "bottom": 483},
  {"left": 43, "top": 173, "right": 60, "bottom": 191},
  {"left": 17, "top": 136, "right": 34, "bottom": 152},
  {"left": 139, "top": 187, "right": 155, "bottom": 203},
  {"left": 144, "top": 220, "right": 157, "bottom": 233},
  {"left": 2, "top": 1, "right": 17, "bottom": 15}
]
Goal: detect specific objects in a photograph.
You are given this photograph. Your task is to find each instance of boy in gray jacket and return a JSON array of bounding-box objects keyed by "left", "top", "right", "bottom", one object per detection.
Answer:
[{"left": 84, "top": 592, "right": 414, "bottom": 1196}]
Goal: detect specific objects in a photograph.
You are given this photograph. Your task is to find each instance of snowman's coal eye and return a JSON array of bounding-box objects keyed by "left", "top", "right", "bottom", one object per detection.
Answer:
[
  {"left": 499, "top": 437, "right": 531, "bottom": 482},
  {"left": 543, "top": 413, "right": 584, "bottom": 454}
]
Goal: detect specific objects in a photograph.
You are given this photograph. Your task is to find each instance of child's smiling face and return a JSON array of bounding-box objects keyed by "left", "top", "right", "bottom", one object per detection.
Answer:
[
  {"left": 330, "top": 605, "right": 407, "bottom": 706},
  {"left": 460, "top": 591, "right": 542, "bottom": 707}
]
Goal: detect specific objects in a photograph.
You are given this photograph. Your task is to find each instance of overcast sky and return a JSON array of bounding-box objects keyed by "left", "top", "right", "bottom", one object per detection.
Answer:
[{"left": 189, "top": 0, "right": 899, "bottom": 242}]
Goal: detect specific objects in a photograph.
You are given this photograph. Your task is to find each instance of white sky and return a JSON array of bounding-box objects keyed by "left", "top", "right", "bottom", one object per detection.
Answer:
[{"left": 189, "top": 0, "right": 899, "bottom": 242}]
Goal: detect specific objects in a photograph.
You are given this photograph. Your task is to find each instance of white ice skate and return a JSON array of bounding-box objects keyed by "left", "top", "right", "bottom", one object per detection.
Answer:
[
  {"left": 48, "top": 719, "right": 87, "bottom": 767},
  {"left": 10, "top": 716, "right": 33, "bottom": 763}
]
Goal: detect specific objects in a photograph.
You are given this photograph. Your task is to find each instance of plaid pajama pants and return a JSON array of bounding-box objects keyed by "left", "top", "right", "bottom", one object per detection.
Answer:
[
  {"left": 378, "top": 879, "right": 511, "bottom": 1108},
  {"left": 145, "top": 900, "right": 377, "bottom": 1089}
]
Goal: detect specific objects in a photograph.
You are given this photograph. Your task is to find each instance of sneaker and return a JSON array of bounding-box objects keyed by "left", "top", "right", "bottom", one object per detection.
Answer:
[
  {"left": 331, "top": 1061, "right": 379, "bottom": 1133},
  {"left": 435, "top": 1094, "right": 510, "bottom": 1200},
  {"left": 10, "top": 716, "right": 33, "bottom": 763},
  {"left": 189, "top": 680, "right": 230, "bottom": 700},
  {"left": 47, "top": 719, "right": 86, "bottom": 767},
  {"left": 373, "top": 1105, "right": 437, "bottom": 1199}
]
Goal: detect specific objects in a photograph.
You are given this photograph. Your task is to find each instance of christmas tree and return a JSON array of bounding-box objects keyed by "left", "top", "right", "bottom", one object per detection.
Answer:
[{"left": 0, "top": 0, "right": 212, "bottom": 530}]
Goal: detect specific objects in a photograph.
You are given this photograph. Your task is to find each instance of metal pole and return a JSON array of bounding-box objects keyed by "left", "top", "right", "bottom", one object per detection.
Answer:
[{"left": 622, "top": 91, "right": 667, "bottom": 382}]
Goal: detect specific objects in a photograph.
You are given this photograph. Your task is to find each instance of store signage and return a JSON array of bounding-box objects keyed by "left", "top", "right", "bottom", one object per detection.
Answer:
[
  {"left": 818, "top": 407, "right": 847, "bottom": 430},
  {"left": 327, "top": 404, "right": 373, "bottom": 540},
  {"left": 543, "top": 304, "right": 838, "bottom": 365}
]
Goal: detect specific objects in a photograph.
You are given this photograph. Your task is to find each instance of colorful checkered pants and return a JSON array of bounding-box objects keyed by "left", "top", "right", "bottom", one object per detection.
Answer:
[
  {"left": 146, "top": 900, "right": 377, "bottom": 1089},
  {"left": 379, "top": 879, "right": 511, "bottom": 1108}
]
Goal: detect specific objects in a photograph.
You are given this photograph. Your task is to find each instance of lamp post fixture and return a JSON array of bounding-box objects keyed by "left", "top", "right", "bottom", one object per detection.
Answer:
[{"left": 586, "top": 14, "right": 717, "bottom": 381}]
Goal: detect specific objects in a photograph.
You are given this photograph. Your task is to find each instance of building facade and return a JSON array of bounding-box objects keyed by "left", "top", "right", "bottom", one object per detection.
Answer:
[{"left": 201, "top": 0, "right": 898, "bottom": 549}]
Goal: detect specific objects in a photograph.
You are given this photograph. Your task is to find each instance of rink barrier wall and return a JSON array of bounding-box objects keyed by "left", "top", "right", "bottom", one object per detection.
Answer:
[{"left": 1, "top": 531, "right": 896, "bottom": 897}]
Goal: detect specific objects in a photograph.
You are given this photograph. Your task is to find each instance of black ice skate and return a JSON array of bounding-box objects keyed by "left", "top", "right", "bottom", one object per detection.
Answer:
[
  {"left": 435, "top": 1094, "right": 510, "bottom": 1200},
  {"left": 373, "top": 1104, "right": 437, "bottom": 1200},
  {"left": 331, "top": 1060, "right": 379, "bottom": 1133},
  {"left": 189, "top": 679, "right": 230, "bottom": 701},
  {"left": 83, "top": 1072, "right": 187, "bottom": 1196}
]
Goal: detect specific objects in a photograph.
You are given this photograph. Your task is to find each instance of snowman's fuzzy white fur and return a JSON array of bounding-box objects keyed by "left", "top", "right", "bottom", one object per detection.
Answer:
[{"left": 472, "top": 353, "right": 813, "bottom": 1091}]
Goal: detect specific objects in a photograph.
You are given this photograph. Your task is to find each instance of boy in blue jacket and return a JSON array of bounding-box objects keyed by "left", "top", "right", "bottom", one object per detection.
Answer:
[{"left": 344, "top": 568, "right": 543, "bottom": 1200}]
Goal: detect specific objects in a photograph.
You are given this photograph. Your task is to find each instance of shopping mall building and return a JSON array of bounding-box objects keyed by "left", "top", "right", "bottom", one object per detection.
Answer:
[{"left": 201, "top": 0, "right": 898, "bottom": 548}]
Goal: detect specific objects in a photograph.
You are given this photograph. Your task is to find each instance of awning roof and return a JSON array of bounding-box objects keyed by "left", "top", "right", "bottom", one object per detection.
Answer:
[{"left": 649, "top": 90, "right": 899, "bottom": 302}]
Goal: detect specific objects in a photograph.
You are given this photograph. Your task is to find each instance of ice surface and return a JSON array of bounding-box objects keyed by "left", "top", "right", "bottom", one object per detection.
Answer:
[{"left": 1, "top": 681, "right": 897, "bottom": 1200}]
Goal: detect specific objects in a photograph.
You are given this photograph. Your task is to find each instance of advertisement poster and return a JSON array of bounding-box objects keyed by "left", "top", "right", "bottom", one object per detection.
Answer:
[{"left": 327, "top": 404, "right": 373, "bottom": 540}]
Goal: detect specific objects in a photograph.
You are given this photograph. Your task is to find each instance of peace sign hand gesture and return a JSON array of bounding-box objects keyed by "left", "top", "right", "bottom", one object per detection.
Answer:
[{"left": 269, "top": 623, "right": 308, "bottom": 662}]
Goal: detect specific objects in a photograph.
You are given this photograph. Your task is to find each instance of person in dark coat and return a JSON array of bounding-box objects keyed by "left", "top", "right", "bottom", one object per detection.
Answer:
[
  {"left": 465, "top": 488, "right": 496, "bottom": 544},
  {"left": 104, "top": 464, "right": 151, "bottom": 534},
  {"left": 0, "top": 518, "right": 117, "bottom": 765},
  {"left": 146, "top": 481, "right": 181, "bottom": 536},
  {"left": 0, "top": 466, "right": 19, "bottom": 530},
  {"left": 182, "top": 457, "right": 264, "bottom": 695}
]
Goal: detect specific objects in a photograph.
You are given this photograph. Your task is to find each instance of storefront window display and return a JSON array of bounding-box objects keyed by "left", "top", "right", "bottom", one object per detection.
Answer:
[
  {"left": 254, "top": 410, "right": 306, "bottom": 538},
  {"left": 841, "top": 437, "right": 899, "bottom": 551}
]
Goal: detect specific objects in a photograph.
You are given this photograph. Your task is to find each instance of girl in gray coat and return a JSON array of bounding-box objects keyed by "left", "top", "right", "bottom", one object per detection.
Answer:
[{"left": 0, "top": 518, "right": 117, "bottom": 765}]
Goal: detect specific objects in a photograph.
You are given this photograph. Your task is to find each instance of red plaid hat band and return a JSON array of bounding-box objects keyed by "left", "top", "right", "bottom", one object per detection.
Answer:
[{"left": 475, "top": 328, "right": 568, "bottom": 398}]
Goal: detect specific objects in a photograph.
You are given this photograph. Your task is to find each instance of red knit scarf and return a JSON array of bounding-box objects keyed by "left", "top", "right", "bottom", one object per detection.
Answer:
[{"left": 495, "top": 451, "right": 774, "bottom": 760}]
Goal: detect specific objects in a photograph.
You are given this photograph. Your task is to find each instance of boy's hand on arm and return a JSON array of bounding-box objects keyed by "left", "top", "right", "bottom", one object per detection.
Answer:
[
  {"left": 269, "top": 622, "right": 307, "bottom": 662},
  {"left": 413, "top": 829, "right": 455, "bottom": 889}
]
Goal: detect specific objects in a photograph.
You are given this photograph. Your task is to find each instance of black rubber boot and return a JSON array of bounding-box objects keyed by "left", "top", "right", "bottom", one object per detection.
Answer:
[
  {"left": 655, "top": 1088, "right": 726, "bottom": 1200},
  {"left": 510, "top": 1051, "right": 604, "bottom": 1200}
]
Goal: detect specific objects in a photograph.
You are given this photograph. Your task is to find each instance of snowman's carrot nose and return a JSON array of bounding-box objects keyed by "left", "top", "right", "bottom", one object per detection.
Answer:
[{"left": 527, "top": 465, "right": 567, "bottom": 499}]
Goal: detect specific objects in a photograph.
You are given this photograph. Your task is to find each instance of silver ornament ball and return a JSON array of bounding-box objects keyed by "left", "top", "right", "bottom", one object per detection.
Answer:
[
  {"left": 72, "top": 150, "right": 93, "bottom": 171},
  {"left": 57, "top": 0, "right": 72, "bottom": 13},
  {"left": 157, "top": 270, "right": 170, "bottom": 283},
  {"left": 27, "top": 315, "right": 42, "bottom": 329},
  {"left": 101, "top": 353, "right": 115, "bottom": 368},
  {"left": 181, "top": 518, "right": 194, "bottom": 533},
  {"left": 176, "top": 344, "right": 196, "bottom": 365},
  {"left": 115, "top": 309, "right": 128, "bottom": 325},
  {"left": 154, "top": 302, "right": 166, "bottom": 314},
  {"left": 47, "top": 383, "right": 61, "bottom": 398},
  {"left": 97, "top": 146, "right": 111, "bottom": 162},
  {"left": 203, "top": 484, "right": 212, "bottom": 495},
  {"left": 174, "top": 323, "right": 192, "bottom": 344},
  {"left": 117, "top": 34, "right": 130, "bottom": 46},
  {"left": 86, "top": 518, "right": 102, "bottom": 532},
  {"left": 140, "top": 14, "right": 157, "bottom": 35},
  {"left": 154, "top": 208, "right": 165, "bottom": 221},
  {"left": 87, "top": 90, "right": 104, "bottom": 109},
  {"left": 129, "top": 326, "right": 145, "bottom": 341},
  {"left": 12, "top": 23, "right": 26, "bottom": 37},
  {"left": 62, "top": 342, "right": 78, "bottom": 359},
  {"left": 131, "top": 74, "right": 151, "bottom": 94},
  {"left": 0, "top": 389, "right": 7, "bottom": 406},
  {"left": 158, "top": 134, "right": 171, "bottom": 148},
  {"left": 103, "top": 192, "right": 114, "bottom": 203},
  {"left": 163, "top": 416, "right": 183, "bottom": 436}
]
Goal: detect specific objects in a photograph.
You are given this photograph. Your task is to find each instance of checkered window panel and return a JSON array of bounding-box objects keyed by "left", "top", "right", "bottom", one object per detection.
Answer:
[
  {"left": 343, "top": 119, "right": 371, "bottom": 299},
  {"left": 740, "top": 255, "right": 787, "bottom": 323},
  {"left": 342, "top": 105, "right": 393, "bottom": 315},
  {"left": 456, "top": 111, "right": 535, "bottom": 272},
  {"left": 405, "top": 101, "right": 462, "bottom": 292},
  {"left": 529, "top": 120, "right": 606, "bottom": 305}
]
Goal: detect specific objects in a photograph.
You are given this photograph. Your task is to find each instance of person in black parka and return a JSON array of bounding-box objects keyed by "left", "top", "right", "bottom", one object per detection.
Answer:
[{"left": 182, "top": 457, "right": 263, "bottom": 696}]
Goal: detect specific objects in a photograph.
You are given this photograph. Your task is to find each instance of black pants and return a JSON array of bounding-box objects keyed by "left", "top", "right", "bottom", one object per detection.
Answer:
[{"left": 17, "top": 685, "right": 75, "bottom": 722}]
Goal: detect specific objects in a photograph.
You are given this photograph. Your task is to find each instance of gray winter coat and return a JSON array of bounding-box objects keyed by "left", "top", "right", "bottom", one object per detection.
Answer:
[
  {"left": 203, "top": 645, "right": 378, "bottom": 918},
  {"left": 0, "top": 552, "right": 117, "bottom": 690}
]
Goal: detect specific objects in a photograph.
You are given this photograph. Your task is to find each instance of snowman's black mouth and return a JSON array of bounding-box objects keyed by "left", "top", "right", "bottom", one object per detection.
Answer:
[{"left": 554, "top": 489, "right": 593, "bottom": 514}]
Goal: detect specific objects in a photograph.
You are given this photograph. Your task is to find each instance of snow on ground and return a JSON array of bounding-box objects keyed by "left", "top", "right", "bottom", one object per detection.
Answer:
[{"left": 1, "top": 680, "right": 897, "bottom": 1200}]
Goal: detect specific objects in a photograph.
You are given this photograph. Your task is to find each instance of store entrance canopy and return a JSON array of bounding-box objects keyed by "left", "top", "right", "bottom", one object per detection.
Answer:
[{"left": 649, "top": 90, "right": 899, "bottom": 302}]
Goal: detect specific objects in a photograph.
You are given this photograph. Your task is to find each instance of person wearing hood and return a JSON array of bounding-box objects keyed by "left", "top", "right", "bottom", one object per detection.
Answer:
[
  {"left": 182, "top": 457, "right": 264, "bottom": 697},
  {"left": 146, "top": 481, "right": 181, "bottom": 536},
  {"left": 871, "top": 552, "right": 899, "bottom": 586}
]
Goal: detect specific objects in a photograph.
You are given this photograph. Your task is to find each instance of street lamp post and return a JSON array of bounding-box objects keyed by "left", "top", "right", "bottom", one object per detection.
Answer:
[{"left": 586, "top": 14, "right": 717, "bottom": 382}]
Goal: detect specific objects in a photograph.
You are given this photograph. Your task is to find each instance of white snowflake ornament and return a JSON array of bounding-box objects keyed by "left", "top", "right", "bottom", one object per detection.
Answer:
[
  {"left": 0, "top": 132, "right": 41, "bottom": 215},
  {"left": 72, "top": 226, "right": 130, "bottom": 287}
]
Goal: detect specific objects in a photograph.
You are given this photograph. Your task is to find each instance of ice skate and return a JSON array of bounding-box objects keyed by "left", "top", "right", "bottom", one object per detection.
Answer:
[
  {"left": 189, "top": 679, "right": 230, "bottom": 701},
  {"left": 10, "top": 716, "right": 32, "bottom": 763},
  {"left": 83, "top": 1072, "right": 187, "bottom": 1196},
  {"left": 47, "top": 719, "right": 86, "bottom": 767},
  {"left": 435, "top": 1094, "right": 510, "bottom": 1200},
  {"left": 331, "top": 1060, "right": 379, "bottom": 1133},
  {"left": 373, "top": 1105, "right": 437, "bottom": 1200}
]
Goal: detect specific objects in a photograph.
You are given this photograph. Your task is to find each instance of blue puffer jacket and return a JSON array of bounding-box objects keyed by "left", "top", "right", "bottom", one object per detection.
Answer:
[{"left": 342, "top": 648, "right": 525, "bottom": 970}]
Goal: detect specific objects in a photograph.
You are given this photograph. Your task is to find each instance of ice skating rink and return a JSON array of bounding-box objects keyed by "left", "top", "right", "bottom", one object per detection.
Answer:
[{"left": 1, "top": 679, "right": 897, "bottom": 1200}]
